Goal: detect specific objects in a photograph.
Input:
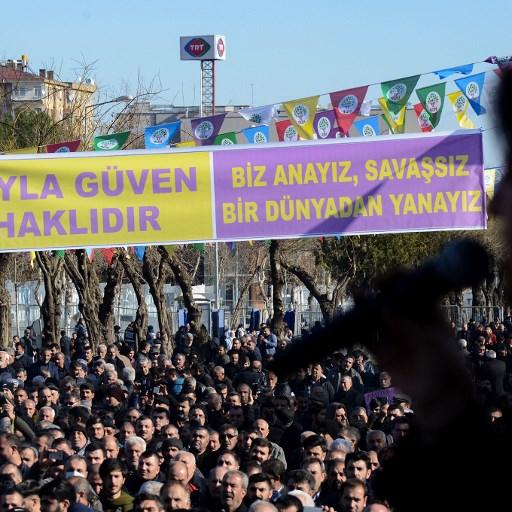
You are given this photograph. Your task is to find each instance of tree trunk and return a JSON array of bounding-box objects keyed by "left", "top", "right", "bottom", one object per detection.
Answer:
[
  {"left": 98, "top": 252, "right": 124, "bottom": 344},
  {"left": 0, "top": 254, "right": 11, "bottom": 347},
  {"left": 142, "top": 247, "right": 173, "bottom": 353},
  {"left": 119, "top": 251, "right": 149, "bottom": 352},
  {"left": 35, "top": 252, "right": 64, "bottom": 345},
  {"left": 269, "top": 240, "right": 286, "bottom": 334},
  {"left": 63, "top": 250, "right": 103, "bottom": 351},
  {"left": 471, "top": 284, "right": 487, "bottom": 323},
  {"left": 162, "top": 247, "right": 206, "bottom": 346}
]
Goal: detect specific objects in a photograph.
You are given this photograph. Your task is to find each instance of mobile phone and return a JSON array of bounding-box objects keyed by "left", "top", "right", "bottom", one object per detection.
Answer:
[
  {"left": 49, "top": 450, "right": 64, "bottom": 462},
  {"left": 153, "top": 386, "right": 161, "bottom": 395}
]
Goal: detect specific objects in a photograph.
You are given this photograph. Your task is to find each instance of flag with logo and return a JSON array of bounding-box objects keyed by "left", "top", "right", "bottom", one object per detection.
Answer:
[
  {"left": 239, "top": 104, "right": 279, "bottom": 124},
  {"left": 191, "top": 114, "right": 226, "bottom": 145},
  {"left": 213, "top": 132, "right": 237, "bottom": 145},
  {"left": 330, "top": 86, "right": 368, "bottom": 136},
  {"left": 275, "top": 120, "right": 299, "bottom": 142},
  {"left": 353, "top": 116, "right": 381, "bottom": 137},
  {"left": 313, "top": 110, "right": 339, "bottom": 139},
  {"left": 381, "top": 75, "right": 420, "bottom": 114},
  {"left": 93, "top": 131, "right": 130, "bottom": 151},
  {"left": 379, "top": 98, "right": 406, "bottom": 134},
  {"left": 282, "top": 95, "right": 319, "bottom": 140},
  {"left": 434, "top": 64, "right": 473, "bottom": 79},
  {"left": 413, "top": 104, "right": 433, "bottom": 132},
  {"left": 415, "top": 82, "right": 446, "bottom": 128},
  {"left": 447, "top": 91, "right": 475, "bottom": 129},
  {"left": 144, "top": 122, "right": 180, "bottom": 149},
  {"left": 243, "top": 125, "right": 270, "bottom": 144},
  {"left": 46, "top": 140, "right": 81, "bottom": 153},
  {"left": 455, "top": 73, "right": 486, "bottom": 115}
]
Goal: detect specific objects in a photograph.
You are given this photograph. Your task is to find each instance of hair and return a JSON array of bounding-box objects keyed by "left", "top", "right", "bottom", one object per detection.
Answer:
[
  {"left": 69, "top": 476, "right": 95, "bottom": 503},
  {"left": 85, "top": 442, "right": 106, "bottom": 455},
  {"left": 346, "top": 451, "right": 371, "bottom": 471},
  {"left": 342, "top": 477, "right": 368, "bottom": 496},
  {"left": 133, "top": 493, "right": 164, "bottom": 512},
  {"left": 262, "top": 459, "right": 286, "bottom": 481},
  {"left": 225, "top": 469, "right": 249, "bottom": 490},
  {"left": 302, "top": 434, "right": 327, "bottom": 453},
  {"left": 249, "top": 501, "right": 278, "bottom": 512},
  {"left": 251, "top": 437, "right": 272, "bottom": 450},
  {"left": 302, "top": 456, "right": 326, "bottom": 473},
  {"left": 274, "top": 494, "right": 304, "bottom": 512},
  {"left": 40, "top": 478, "right": 76, "bottom": 503},
  {"left": 125, "top": 436, "right": 147, "bottom": 451},
  {"left": 248, "top": 472, "right": 272, "bottom": 487},
  {"left": 99, "top": 458, "right": 128, "bottom": 478},
  {"left": 217, "top": 450, "right": 241, "bottom": 466},
  {"left": 285, "top": 469, "right": 315, "bottom": 492}
]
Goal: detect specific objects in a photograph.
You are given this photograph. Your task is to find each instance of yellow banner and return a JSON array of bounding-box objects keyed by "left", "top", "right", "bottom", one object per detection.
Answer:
[
  {"left": 283, "top": 95, "right": 319, "bottom": 140},
  {"left": 0, "top": 151, "right": 213, "bottom": 251},
  {"left": 447, "top": 91, "right": 475, "bottom": 129}
]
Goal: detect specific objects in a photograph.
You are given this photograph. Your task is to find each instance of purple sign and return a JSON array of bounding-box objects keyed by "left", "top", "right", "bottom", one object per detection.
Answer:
[
  {"left": 364, "top": 387, "right": 397, "bottom": 412},
  {"left": 213, "top": 132, "right": 485, "bottom": 240}
]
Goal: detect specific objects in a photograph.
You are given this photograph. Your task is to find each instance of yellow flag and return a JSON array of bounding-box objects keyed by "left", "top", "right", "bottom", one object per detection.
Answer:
[
  {"left": 283, "top": 95, "right": 319, "bottom": 140},
  {"left": 484, "top": 169, "right": 497, "bottom": 199},
  {"left": 447, "top": 91, "right": 474, "bottom": 129},
  {"left": 164, "top": 245, "right": 177, "bottom": 256},
  {"left": 378, "top": 98, "right": 406, "bottom": 134},
  {"left": 6, "top": 146, "right": 39, "bottom": 154},
  {"left": 29, "top": 251, "right": 36, "bottom": 268},
  {"left": 176, "top": 141, "right": 196, "bottom": 148}
]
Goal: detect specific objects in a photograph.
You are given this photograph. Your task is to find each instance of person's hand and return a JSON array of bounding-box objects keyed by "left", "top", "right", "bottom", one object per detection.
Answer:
[{"left": 2, "top": 400, "right": 15, "bottom": 421}]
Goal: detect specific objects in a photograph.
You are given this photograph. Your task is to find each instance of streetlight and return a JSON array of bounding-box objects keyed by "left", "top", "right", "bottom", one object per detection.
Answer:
[{"left": 83, "top": 95, "right": 133, "bottom": 146}]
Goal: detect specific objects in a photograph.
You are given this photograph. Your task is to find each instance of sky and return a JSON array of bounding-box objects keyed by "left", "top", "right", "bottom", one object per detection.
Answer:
[{"left": 2, "top": 0, "right": 512, "bottom": 109}]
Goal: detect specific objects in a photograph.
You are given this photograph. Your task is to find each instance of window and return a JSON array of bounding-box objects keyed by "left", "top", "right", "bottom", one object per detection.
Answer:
[
  {"left": 15, "top": 86, "right": 27, "bottom": 97},
  {"left": 34, "top": 86, "right": 42, "bottom": 98}
]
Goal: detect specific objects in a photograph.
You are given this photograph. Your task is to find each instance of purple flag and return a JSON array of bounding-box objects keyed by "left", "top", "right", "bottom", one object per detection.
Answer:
[
  {"left": 313, "top": 110, "right": 339, "bottom": 139},
  {"left": 191, "top": 114, "right": 226, "bottom": 146}
]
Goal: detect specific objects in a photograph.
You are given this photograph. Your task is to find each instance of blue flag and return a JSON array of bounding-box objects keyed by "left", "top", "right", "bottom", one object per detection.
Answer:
[
  {"left": 144, "top": 122, "right": 180, "bottom": 149},
  {"left": 455, "top": 73, "right": 487, "bottom": 116},
  {"left": 243, "top": 125, "right": 269, "bottom": 144},
  {"left": 354, "top": 116, "right": 380, "bottom": 137},
  {"left": 134, "top": 246, "right": 146, "bottom": 261},
  {"left": 434, "top": 64, "right": 473, "bottom": 79}
]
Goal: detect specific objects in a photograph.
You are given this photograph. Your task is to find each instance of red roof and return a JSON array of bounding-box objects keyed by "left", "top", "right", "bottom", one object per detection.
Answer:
[{"left": 0, "top": 67, "right": 42, "bottom": 82}]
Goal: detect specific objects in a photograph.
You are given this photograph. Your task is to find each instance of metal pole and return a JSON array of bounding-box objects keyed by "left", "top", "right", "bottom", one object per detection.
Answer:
[
  {"left": 199, "top": 62, "right": 204, "bottom": 117},
  {"left": 14, "top": 256, "right": 19, "bottom": 337},
  {"left": 234, "top": 244, "right": 239, "bottom": 312},
  {"left": 215, "top": 243, "right": 220, "bottom": 310}
]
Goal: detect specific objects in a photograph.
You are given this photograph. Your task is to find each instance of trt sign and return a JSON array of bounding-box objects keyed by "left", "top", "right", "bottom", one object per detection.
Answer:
[{"left": 180, "top": 35, "right": 227, "bottom": 61}]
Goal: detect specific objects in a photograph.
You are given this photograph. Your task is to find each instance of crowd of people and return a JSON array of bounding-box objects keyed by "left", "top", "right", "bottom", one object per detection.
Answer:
[{"left": 0, "top": 311, "right": 510, "bottom": 512}]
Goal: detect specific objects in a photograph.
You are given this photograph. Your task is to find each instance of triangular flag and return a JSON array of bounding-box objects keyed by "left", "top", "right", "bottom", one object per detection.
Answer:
[
  {"left": 455, "top": 73, "right": 486, "bottom": 116},
  {"left": 413, "top": 104, "right": 433, "bottom": 132},
  {"left": 191, "top": 114, "right": 226, "bottom": 146},
  {"left": 101, "top": 248, "right": 114, "bottom": 265},
  {"left": 416, "top": 82, "right": 446, "bottom": 128},
  {"left": 243, "top": 125, "right": 269, "bottom": 144},
  {"left": 263, "top": 240, "right": 271, "bottom": 249},
  {"left": 213, "top": 132, "right": 237, "bottom": 145},
  {"left": 379, "top": 98, "right": 406, "bottom": 134},
  {"left": 164, "top": 245, "right": 176, "bottom": 256},
  {"left": 485, "top": 55, "right": 512, "bottom": 71},
  {"left": 239, "top": 104, "right": 279, "bottom": 124},
  {"left": 484, "top": 168, "right": 497, "bottom": 199},
  {"left": 447, "top": 91, "right": 475, "bottom": 129},
  {"left": 29, "top": 251, "right": 36, "bottom": 268},
  {"left": 176, "top": 141, "right": 196, "bottom": 148},
  {"left": 354, "top": 116, "right": 381, "bottom": 137},
  {"left": 359, "top": 100, "right": 372, "bottom": 117},
  {"left": 313, "top": 110, "right": 339, "bottom": 139},
  {"left": 282, "top": 95, "right": 319, "bottom": 140},
  {"left": 53, "top": 250, "right": 65, "bottom": 259},
  {"left": 226, "top": 242, "right": 235, "bottom": 252},
  {"left": 192, "top": 243, "right": 205, "bottom": 253},
  {"left": 434, "top": 64, "right": 474, "bottom": 79},
  {"left": 46, "top": 140, "right": 81, "bottom": 153},
  {"left": 275, "top": 120, "right": 299, "bottom": 142},
  {"left": 381, "top": 75, "right": 420, "bottom": 114},
  {"left": 85, "top": 248, "right": 95, "bottom": 261},
  {"left": 144, "top": 122, "right": 180, "bottom": 149},
  {"left": 134, "top": 246, "right": 146, "bottom": 261},
  {"left": 330, "top": 86, "right": 368, "bottom": 135},
  {"left": 93, "top": 131, "right": 130, "bottom": 151}
]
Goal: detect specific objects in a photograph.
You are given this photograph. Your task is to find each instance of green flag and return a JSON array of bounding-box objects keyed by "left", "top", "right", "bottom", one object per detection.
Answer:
[
  {"left": 192, "top": 243, "right": 205, "bottom": 253},
  {"left": 54, "top": 250, "right": 65, "bottom": 258},
  {"left": 213, "top": 132, "right": 237, "bottom": 145},
  {"left": 93, "top": 131, "right": 130, "bottom": 151},
  {"left": 381, "top": 75, "right": 420, "bottom": 114},
  {"left": 416, "top": 82, "right": 446, "bottom": 129}
]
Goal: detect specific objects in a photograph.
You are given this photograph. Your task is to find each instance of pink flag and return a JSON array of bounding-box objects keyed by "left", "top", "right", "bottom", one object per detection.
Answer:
[
  {"left": 330, "top": 86, "right": 368, "bottom": 136},
  {"left": 46, "top": 140, "right": 81, "bottom": 153}
]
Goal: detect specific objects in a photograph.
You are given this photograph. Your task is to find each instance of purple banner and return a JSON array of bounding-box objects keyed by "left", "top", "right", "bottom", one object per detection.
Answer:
[{"left": 213, "top": 132, "right": 485, "bottom": 240}]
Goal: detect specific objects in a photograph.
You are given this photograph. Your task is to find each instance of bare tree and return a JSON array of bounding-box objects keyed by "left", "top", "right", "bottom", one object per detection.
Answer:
[{"left": 0, "top": 254, "right": 11, "bottom": 347}]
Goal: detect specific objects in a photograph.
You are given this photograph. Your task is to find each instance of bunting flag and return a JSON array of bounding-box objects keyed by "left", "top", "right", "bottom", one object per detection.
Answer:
[
  {"left": 413, "top": 104, "right": 433, "bottom": 132},
  {"left": 101, "top": 248, "right": 115, "bottom": 265},
  {"left": 484, "top": 168, "right": 497, "bottom": 199},
  {"left": 46, "top": 140, "right": 81, "bottom": 153},
  {"left": 353, "top": 116, "right": 381, "bottom": 137},
  {"left": 379, "top": 98, "right": 406, "bottom": 134},
  {"left": 282, "top": 95, "right": 319, "bottom": 140},
  {"left": 192, "top": 243, "right": 205, "bottom": 253},
  {"left": 455, "top": 73, "right": 487, "bottom": 116},
  {"left": 330, "top": 86, "right": 368, "bottom": 135},
  {"left": 239, "top": 104, "right": 279, "bottom": 124},
  {"left": 415, "top": 82, "right": 446, "bottom": 128},
  {"left": 243, "top": 125, "right": 270, "bottom": 144},
  {"left": 226, "top": 241, "right": 235, "bottom": 252},
  {"left": 85, "top": 248, "right": 94, "bottom": 262},
  {"left": 93, "top": 131, "right": 130, "bottom": 151},
  {"left": 164, "top": 245, "right": 176, "bottom": 256},
  {"left": 144, "top": 122, "right": 180, "bottom": 149},
  {"left": 447, "top": 91, "right": 475, "bottom": 129},
  {"left": 313, "top": 110, "right": 339, "bottom": 139},
  {"left": 359, "top": 100, "right": 372, "bottom": 117},
  {"left": 213, "top": 132, "right": 238, "bottom": 145},
  {"left": 433, "top": 64, "right": 474, "bottom": 79},
  {"left": 134, "top": 246, "right": 146, "bottom": 261},
  {"left": 53, "top": 250, "right": 65, "bottom": 259},
  {"left": 6, "top": 147, "right": 39, "bottom": 154},
  {"left": 29, "top": 251, "right": 36, "bottom": 268},
  {"left": 381, "top": 75, "right": 420, "bottom": 114},
  {"left": 275, "top": 120, "right": 299, "bottom": 142},
  {"left": 176, "top": 141, "right": 196, "bottom": 148},
  {"left": 485, "top": 55, "right": 512, "bottom": 70},
  {"left": 191, "top": 114, "right": 226, "bottom": 145}
]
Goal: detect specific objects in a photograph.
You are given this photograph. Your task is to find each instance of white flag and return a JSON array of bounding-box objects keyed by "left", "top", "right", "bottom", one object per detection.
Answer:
[
  {"left": 359, "top": 100, "right": 372, "bottom": 117},
  {"left": 239, "top": 104, "right": 280, "bottom": 124}
]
